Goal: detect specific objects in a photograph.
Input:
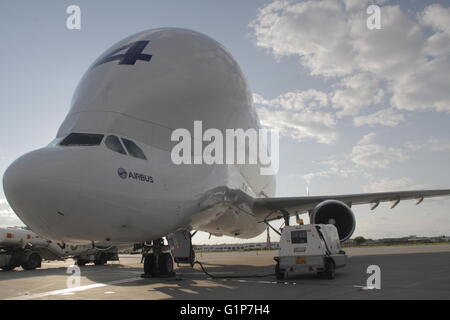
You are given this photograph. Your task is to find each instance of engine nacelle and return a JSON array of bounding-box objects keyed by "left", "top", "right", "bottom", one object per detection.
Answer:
[{"left": 310, "top": 200, "right": 356, "bottom": 242}]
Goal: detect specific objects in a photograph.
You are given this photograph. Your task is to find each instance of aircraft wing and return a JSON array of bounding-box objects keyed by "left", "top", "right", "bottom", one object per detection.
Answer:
[
  {"left": 252, "top": 189, "right": 450, "bottom": 221},
  {"left": 195, "top": 187, "right": 450, "bottom": 240}
]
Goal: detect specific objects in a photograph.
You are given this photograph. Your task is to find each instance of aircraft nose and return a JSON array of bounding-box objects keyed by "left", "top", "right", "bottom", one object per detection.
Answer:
[{"left": 3, "top": 148, "right": 81, "bottom": 239}]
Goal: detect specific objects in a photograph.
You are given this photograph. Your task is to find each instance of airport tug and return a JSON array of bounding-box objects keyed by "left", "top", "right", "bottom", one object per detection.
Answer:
[{"left": 274, "top": 222, "right": 347, "bottom": 280}]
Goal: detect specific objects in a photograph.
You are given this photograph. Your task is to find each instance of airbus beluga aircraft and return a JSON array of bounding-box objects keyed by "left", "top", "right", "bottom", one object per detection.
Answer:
[{"left": 3, "top": 28, "right": 450, "bottom": 276}]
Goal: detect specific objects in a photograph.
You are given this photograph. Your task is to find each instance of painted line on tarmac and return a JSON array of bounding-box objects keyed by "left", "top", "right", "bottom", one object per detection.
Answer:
[
  {"left": 7, "top": 273, "right": 292, "bottom": 300},
  {"left": 214, "top": 278, "right": 296, "bottom": 286},
  {"left": 7, "top": 276, "right": 143, "bottom": 300}
]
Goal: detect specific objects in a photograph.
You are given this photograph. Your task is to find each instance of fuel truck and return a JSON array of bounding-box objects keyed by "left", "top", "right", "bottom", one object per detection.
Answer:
[{"left": 0, "top": 227, "right": 118, "bottom": 271}]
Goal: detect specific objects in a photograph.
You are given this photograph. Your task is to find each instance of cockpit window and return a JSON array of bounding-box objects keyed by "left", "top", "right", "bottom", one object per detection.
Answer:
[
  {"left": 121, "top": 138, "right": 147, "bottom": 160},
  {"left": 105, "top": 135, "right": 127, "bottom": 155},
  {"left": 60, "top": 133, "right": 104, "bottom": 146}
]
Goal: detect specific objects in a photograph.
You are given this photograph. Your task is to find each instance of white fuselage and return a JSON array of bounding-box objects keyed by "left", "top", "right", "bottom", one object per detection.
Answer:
[{"left": 3, "top": 28, "right": 275, "bottom": 245}]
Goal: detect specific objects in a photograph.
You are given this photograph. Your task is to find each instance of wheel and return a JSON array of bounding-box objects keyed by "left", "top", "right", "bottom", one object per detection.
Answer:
[
  {"left": 324, "top": 259, "right": 335, "bottom": 279},
  {"left": 158, "top": 253, "right": 174, "bottom": 276},
  {"left": 21, "top": 252, "right": 42, "bottom": 270},
  {"left": 275, "top": 262, "right": 284, "bottom": 280},
  {"left": 76, "top": 258, "right": 87, "bottom": 266},
  {"left": 94, "top": 254, "right": 107, "bottom": 266},
  {"left": 1, "top": 265, "right": 16, "bottom": 271},
  {"left": 144, "top": 254, "right": 157, "bottom": 276}
]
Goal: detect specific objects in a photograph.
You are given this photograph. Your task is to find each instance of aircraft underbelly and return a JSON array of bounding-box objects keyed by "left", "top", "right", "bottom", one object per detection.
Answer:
[{"left": 191, "top": 203, "right": 266, "bottom": 239}]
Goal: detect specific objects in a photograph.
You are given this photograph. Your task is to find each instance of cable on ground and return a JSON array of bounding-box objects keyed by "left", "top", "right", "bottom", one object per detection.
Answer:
[{"left": 192, "top": 260, "right": 275, "bottom": 279}]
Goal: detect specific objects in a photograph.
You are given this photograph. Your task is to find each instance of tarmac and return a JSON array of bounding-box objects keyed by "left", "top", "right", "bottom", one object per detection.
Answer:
[{"left": 1, "top": 244, "right": 449, "bottom": 300}]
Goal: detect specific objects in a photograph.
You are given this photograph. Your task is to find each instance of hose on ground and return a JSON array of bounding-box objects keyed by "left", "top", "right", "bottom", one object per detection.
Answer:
[{"left": 192, "top": 260, "right": 275, "bottom": 279}]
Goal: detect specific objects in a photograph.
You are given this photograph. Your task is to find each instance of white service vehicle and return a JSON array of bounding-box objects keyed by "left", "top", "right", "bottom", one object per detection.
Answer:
[
  {"left": 274, "top": 224, "right": 347, "bottom": 280},
  {"left": 0, "top": 227, "right": 119, "bottom": 271}
]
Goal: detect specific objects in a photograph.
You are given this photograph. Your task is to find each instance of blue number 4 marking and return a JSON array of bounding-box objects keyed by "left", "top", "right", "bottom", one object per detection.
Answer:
[{"left": 92, "top": 40, "right": 152, "bottom": 68}]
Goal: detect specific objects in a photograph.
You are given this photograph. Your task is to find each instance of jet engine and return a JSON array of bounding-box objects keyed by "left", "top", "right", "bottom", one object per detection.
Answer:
[{"left": 309, "top": 200, "right": 356, "bottom": 242}]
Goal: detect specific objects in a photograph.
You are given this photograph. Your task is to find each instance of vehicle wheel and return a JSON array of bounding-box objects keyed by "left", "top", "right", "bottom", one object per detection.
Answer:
[
  {"left": 275, "top": 262, "right": 284, "bottom": 280},
  {"left": 21, "top": 252, "right": 42, "bottom": 270},
  {"left": 76, "top": 258, "right": 87, "bottom": 266},
  {"left": 144, "top": 254, "right": 157, "bottom": 276},
  {"left": 158, "top": 253, "right": 174, "bottom": 276},
  {"left": 94, "top": 254, "right": 107, "bottom": 266},
  {"left": 1, "top": 265, "right": 16, "bottom": 271},
  {"left": 324, "top": 259, "right": 335, "bottom": 279}
]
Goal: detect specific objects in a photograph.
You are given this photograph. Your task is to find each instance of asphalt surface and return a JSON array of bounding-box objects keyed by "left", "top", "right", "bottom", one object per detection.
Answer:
[{"left": 1, "top": 244, "right": 449, "bottom": 300}]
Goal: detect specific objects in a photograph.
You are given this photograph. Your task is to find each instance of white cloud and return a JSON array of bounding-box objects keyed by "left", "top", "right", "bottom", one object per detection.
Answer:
[
  {"left": 0, "top": 198, "right": 23, "bottom": 227},
  {"left": 404, "top": 141, "right": 424, "bottom": 153},
  {"left": 253, "top": 89, "right": 328, "bottom": 111},
  {"left": 250, "top": 2, "right": 429, "bottom": 79},
  {"left": 250, "top": 0, "right": 356, "bottom": 77},
  {"left": 303, "top": 155, "right": 373, "bottom": 185},
  {"left": 430, "top": 140, "right": 450, "bottom": 152},
  {"left": 351, "top": 133, "right": 409, "bottom": 168},
  {"left": 403, "top": 137, "right": 450, "bottom": 153},
  {"left": 419, "top": 4, "right": 450, "bottom": 36},
  {"left": 363, "top": 177, "right": 414, "bottom": 192},
  {"left": 390, "top": 56, "right": 450, "bottom": 112},
  {"left": 0, "top": 199, "right": 13, "bottom": 216},
  {"left": 343, "top": 0, "right": 370, "bottom": 12},
  {"left": 315, "top": 158, "right": 346, "bottom": 167},
  {"left": 351, "top": 144, "right": 408, "bottom": 168},
  {"left": 331, "top": 73, "right": 384, "bottom": 117},
  {"left": 254, "top": 90, "right": 338, "bottom": 144},
  {"left": 303, "top": 165, "right": 360, "bottom": 184},
  {"left": 424, "top": 31, "right": 450, "bottom": 57},
  {"left": 358, "top": 132, "right": 377, "bottom": 144},
  {"left": 257, "top": 105, "right": 338, "bottom": 144},
  {"left": 343, "top": 0, "right": 389, "bottom": 12},
  {"left": 353, "top": 108, "right": 404, "bottom": 127},
  {"left": 252, "top": 93, "right": 268, "bottom": 105},
  {"left": 0, "top": 209, "right": 14, "bottom": 216},
  {"left": 349, "top": 5, "right": 427, "bottom": 80},
  {"left": 250, "top": 1, "right": 450, "bottom": 119},
  {"left": 363, "top": 177, "right": 433, "bottom": 193},
  {"left": 0, "top": 216, "right": 24, "bottom": 228}
]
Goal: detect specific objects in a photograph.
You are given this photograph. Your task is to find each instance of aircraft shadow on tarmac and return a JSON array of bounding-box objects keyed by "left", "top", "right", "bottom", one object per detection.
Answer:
[
  {"left": 2, "top": 253, "right": 449, "bottom": 299},
  {"left": 0, "top": 259, "right": 352, "bottom": 284}
]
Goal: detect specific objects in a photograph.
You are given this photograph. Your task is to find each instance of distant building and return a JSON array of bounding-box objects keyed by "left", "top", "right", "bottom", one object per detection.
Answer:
[
  {"left": 194, "top": 242, "right": 279, "bottom": 252},
  {"left": 342, "top": 235, "right": 450, "bottom": 246}
]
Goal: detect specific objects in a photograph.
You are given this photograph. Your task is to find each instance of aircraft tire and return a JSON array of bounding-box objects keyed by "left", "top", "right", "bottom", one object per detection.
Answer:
[
  {"left": 158, "top": 253, "right": 174, "bottom": 276},
  {"left": 76, "top": 258, "right": 87, "bottom": 266},
  {"left": 94, "top": 254, "right": 107, "bottom": 266},
  {"left": 324, "top": 259, "right": 335, "bottom": 279},
  {"left": 21, "top": 252, "right": 42, "bottom": 270},
  {"left": 275, "top": 262, "right": 285, "bottom": 280},
  {"left": 1, "top": 265, "right": 16, "bottom": 271},
  {"left": 144, "top": 254, "right": 157, "bottom": 276}
]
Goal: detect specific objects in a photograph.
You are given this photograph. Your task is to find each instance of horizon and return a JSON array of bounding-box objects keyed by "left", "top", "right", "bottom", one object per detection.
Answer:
[{"left": 1, "top": 0, "right": 450, "bottom": 244}]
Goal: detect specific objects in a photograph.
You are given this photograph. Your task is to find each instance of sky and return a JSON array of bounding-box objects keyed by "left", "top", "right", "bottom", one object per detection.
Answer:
[{"left": 1, "top": 0, "right": 450, "bottom": 245}]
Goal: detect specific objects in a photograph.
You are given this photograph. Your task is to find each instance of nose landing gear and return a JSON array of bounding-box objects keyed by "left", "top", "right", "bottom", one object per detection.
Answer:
[
  {"left": 141, "top": 230, "right": 195, "bottom": 278},
  {"left": 141, "top": 238, "right": 175, "bottom": 278}
]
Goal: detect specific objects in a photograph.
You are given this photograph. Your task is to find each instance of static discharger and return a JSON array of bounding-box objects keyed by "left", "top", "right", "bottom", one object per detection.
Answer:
[
  {"left": 370, "top": 201, "right": 380, "bottom": 210},
  {"left": 390, "top": 199, "right": 401, "bottom": 209}
]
